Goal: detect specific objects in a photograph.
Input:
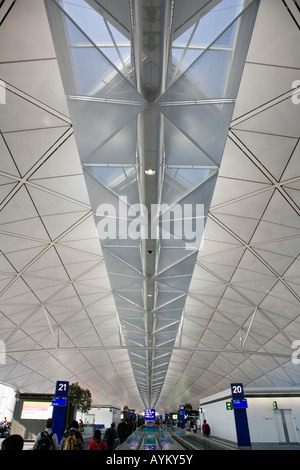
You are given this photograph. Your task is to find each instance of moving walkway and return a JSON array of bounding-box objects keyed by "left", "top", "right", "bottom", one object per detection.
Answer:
[{"left": 117, "top": 423, "right": 184, "bottom": 450}]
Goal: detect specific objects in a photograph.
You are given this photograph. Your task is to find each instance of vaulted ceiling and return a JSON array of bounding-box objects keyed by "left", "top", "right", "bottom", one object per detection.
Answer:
[{"left": 0, "top": 0, "right": 299, "bottom": 413}]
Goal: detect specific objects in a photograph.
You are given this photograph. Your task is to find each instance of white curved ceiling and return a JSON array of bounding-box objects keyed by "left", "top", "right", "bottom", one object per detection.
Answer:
[{"left": 0, "top": 0, "right": 299, "bottom": 414}]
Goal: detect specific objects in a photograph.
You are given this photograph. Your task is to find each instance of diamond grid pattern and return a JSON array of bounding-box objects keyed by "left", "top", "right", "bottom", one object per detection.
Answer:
[{"left": 0, "top": 0, "right": 299, "bottom": 413}]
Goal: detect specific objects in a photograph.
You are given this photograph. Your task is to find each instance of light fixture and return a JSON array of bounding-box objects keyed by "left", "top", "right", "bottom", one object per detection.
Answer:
[{"left": 145, "top": 168, "right": 156, "bottom": 175}]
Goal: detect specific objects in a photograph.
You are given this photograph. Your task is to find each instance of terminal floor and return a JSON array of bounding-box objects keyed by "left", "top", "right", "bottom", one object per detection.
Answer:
[
  {"left": 169, "top": 428, "right": 300, "bottom": 451},
  {"left": 1, "top": 433, "right": 300, "bottom": 451}
]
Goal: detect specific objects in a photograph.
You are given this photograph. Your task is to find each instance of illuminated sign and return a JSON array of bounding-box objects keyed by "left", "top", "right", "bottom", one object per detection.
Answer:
[
  {"left": 144, "top": 409, "right": 155, "bottom": 420},
  {"left": 52, "top": 397, "right": 67, "bottom": 407},
  {"left": 233, "top": 399, "right": 248, "bottom": 409},
  {"left": 20, "top": 401, "right": 53, "bottom": 420}
]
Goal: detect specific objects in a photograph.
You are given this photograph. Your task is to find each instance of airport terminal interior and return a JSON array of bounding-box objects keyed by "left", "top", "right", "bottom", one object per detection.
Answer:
[{"left": 0, "top": 0, "right": 300, "bottom": 451}]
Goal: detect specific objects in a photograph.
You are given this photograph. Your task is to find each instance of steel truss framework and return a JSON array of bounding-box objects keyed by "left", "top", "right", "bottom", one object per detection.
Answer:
[{"left": 0, "top": 0, "right": 299, "bottom": 412}]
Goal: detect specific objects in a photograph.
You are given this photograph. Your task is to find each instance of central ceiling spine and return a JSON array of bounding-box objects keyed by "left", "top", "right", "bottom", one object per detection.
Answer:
[{"left": 131, "top": 0, "right": 174, "bottom": 407}]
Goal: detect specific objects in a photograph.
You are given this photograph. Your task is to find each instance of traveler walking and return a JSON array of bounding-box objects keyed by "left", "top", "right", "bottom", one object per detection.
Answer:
[
  {"left": 33, "top": 418, "right": 59, "bottom": 450},
  {"left": 117, "top": 419, "right": 128, "bottom": 444},
  {"left": 202, "top": 420, "right": 211, "bottom": 436},
  {"left": 88, "top": 429, "right": 107, "bottom": 450},
  {"left": 60, "top": 420, "right": 84, "bottom": 450},
  {"left": 104, "top": 422, "right": 118, "bottom": 450}
]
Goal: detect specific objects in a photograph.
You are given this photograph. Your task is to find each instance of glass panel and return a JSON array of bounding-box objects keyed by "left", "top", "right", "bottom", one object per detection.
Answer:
[
  {"left": 59, "top": 0, "right": 131, "bottom": 72},
  {"left": 63, "top": 15, "right": 137, "bottom": 99},
  {"left": 48, "top": 0, "right": 141, "bottom": 102},
  {"left": 159, "top": 102, "right": 235, "bottom": 165},
  {"left": 83, "top": 119, "right": 137, "bottom": 165},
  {"left": 164, "top": 118, "right": 216, "bottom": 167},
  {"left": 68, "top": 100, "right": 143, "bottom": 162},
  {"left": 85, "top": 165, "right": 139, "bottom": 207},
  {"left": 166, "top": 26, "right": 239, "bottom": 102},
  {"left": 161, "top": 167, "right": 215, "bottom": 206},
  {"left": 171, "top": 0, "right": 243, "bottom": 79}
]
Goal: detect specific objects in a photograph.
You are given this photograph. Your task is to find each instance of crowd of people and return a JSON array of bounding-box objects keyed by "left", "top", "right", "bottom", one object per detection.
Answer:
[
  {"left": 1, "top": 416, "right": 138, "bottom": 451},
  {"left": 1, "top": 415, "right": 210, "bottom": 450},
  {"left": 0, "top": 418, "right": 11, "bottom": 438}
]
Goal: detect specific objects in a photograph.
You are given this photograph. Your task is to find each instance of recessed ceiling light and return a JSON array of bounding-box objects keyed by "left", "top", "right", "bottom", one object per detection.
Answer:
[{"left": 145, "top": 168, "right": 156, "bottom": 175}]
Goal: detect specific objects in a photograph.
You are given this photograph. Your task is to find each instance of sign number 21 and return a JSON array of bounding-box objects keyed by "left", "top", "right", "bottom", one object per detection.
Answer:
[{"left": 58, "top": 383, "right": 68, "bottom": 392}]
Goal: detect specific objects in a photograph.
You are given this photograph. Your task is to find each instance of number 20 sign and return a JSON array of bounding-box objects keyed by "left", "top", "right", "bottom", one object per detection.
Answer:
[{"left": 231, "top": 383, "right": 244, "bottom": 399}]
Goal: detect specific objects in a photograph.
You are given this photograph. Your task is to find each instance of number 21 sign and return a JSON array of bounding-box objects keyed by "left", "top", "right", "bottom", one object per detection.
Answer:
[{"left": 55, "top": 381, "right": 69, "bottom": 397}]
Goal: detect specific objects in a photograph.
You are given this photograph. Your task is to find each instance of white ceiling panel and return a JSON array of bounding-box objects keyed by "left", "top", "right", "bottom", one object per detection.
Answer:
[{"left": 0, "top": 0, "right": 299, "bottom": 414}]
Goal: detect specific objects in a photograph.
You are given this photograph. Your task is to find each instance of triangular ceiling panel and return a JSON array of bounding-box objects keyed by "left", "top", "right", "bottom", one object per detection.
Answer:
[
  {"left": 232, "top": 130, "right": 298, "bottom": 180},
  {"left": 4, "top": 128, "right": 69, "bottom": 178},
  {"left": 219, "top": 135, "right": 272, "bottom": 184},
  {"left": 0, "top": 89, "right": 69, "bottom": 134},
  {"left": 163, "top": 118, "right": 217, "bottom": 167},
  {"left": 159, "top": 103, "right": 235, "bottom": 167}
]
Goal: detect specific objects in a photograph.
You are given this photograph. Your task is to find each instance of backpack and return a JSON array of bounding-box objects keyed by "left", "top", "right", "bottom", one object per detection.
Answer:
[
  {"left": 36, "top": 431, "right": 54, "bottom": 450},
  {"left": 203, "top": 423, "right": 210, "bottom": 435},
  {"left": 105, "top": 428, "right": 115, "bottom": 446},
  {"left": 63, "top": 431, "right": 82, "bottom": 450}
]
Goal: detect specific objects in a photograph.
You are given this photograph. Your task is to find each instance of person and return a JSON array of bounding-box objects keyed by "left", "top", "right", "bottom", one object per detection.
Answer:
[
  {"left": 60, "top": 420, "right": 84, "bottom": 450},
  {"left": 1, "top": 434, "right": 24, "bottom": 450},
  {"left": 0, "top": 417, "right": 8, "bottom": 437},
  {"left": 103, "top": 422, "right": 118, "bottom": 450},
  {"left": 127, "top": 419, "right": 133, "bottom": 436},
  {"left": 33, "top": 418, "right": 59, "bottom": 450},
  {"left": 88, "top": 429, "right": 107, "bottom": 450},
  {"left": 117, "top": 418, "right": 128, "bottom": 444},
  {"left": 79, "top": 419, "right": 84, "bottom": 432},
  {"left": 202, "top": 419, "right": 210, "bottom": 436}
]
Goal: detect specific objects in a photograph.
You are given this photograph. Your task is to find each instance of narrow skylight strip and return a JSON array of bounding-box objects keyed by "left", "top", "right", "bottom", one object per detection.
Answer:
[
  {"left": 67, "top": 95, "right": 145, "bottom": 106},
  {"left": 157, "top": 98, "right": 236, "bottom": 106}
]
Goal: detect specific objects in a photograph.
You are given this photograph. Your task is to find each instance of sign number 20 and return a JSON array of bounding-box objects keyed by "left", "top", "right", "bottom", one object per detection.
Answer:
[{"left": 232, "top": 385, "right": 243, "bottom": 394}]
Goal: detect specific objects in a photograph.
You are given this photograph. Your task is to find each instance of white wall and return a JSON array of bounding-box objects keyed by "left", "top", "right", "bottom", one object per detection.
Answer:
[
  {"left": 0, "top": 384, "right": 16, "bottom": 422},
  {"left": 247, "top": 396, "right": 300, "bottom": 444},
  {"left": 76, "top": 405, "right": 121, "bottom": 429},
  {"left": 200, "top": 387, "right": 300, "bottom": 446},
  {"left": 200, "top": 389, "right": 237, "bottom": 443}
]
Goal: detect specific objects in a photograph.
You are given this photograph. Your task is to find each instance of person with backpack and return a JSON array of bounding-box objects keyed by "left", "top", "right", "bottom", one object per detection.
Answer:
[
  {"left": 88, "top": 429, "right": 107, "bottom": 450},
  {"left": 202, "top": 419, "right": 211, "bottom": 436},
  {"left": 33, "top": 418, "right": 59, "bottom": 450},
  {"left": 103, "top": 422, "right": 118, "bottom": 450},
  {"left": 59, "top": 420, "right": 84, "bottom": 450}
]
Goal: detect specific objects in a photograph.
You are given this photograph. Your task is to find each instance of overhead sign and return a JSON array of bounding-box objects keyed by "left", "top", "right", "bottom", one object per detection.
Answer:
[
  {"left": 52, "top": 397, "right": 67, "bottom": 407},
  {"left": 233, "top": 399, "right": 248, "bottom": 409},
  {"left": 144, "top": 409, "right": 155, "bottom": 420}
]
